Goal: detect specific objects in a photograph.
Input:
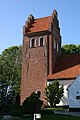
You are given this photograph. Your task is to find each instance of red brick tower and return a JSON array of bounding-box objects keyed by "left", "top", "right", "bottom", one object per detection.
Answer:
[{"left": 21, "top": 10, "right": 61, "bottom": 104}]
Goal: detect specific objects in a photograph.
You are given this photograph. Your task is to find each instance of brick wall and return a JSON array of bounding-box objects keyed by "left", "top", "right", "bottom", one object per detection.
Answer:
[{"left": 21, "top": 35, "right": 48, "bottom": 104}]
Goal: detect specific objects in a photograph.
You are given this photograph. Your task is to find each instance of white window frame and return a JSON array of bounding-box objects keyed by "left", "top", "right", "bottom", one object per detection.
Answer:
[
  {"left": 30, "top": 38, "right": 36, "bottom": 48},
  {"left": 38, "top": 36, "right": 45, "bottom": 46}
]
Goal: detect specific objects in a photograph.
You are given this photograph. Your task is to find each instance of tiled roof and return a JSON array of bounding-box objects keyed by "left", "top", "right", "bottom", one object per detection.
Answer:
[
  {"left": 48, "top": 54, "right": 80, "bottom": 79},
  {"left": 27, "top": 16, "right": 51, "bottom": 33}
]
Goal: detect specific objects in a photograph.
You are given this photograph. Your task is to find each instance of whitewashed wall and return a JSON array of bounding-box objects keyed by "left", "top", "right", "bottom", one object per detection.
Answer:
[
  {"left": 68, "top": 75, "right": 80, "bottom": 108},
  {"left": 57, "top": 85, "right": 69, "bottom": 106}
]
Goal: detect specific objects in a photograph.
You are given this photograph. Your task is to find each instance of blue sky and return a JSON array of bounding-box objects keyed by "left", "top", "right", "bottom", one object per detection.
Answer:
[{"left": 0, "top": 0, "right": 80, "bottom": 54}]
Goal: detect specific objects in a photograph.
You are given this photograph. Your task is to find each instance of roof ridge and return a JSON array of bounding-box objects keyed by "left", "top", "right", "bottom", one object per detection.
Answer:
[{"left": 35, "top": 16, "right": 51, "bottom": 20}]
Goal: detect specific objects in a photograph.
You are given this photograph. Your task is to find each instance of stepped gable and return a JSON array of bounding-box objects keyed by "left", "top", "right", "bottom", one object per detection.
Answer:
[
  {"left": 23, "top": 9, "right": 59, "bottom": 34},
  {"left": 27, "top": 16, "right": 51, "bottom": 33},
  {"left": 23, "top": 15, "right": 51, "bottom": 34}
]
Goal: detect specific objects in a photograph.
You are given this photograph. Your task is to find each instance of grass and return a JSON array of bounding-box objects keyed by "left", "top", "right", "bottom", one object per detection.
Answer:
[
  {"left": 1, "top": 114, "right": 80, "bottom": 120},
  {"left": 0, "top": 108, "right": 80, "bottom": 120}
]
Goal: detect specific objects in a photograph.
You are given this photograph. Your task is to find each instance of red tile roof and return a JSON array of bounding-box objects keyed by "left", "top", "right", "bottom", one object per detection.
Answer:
[
  {"left": 48, "top": 54, "right": 80, "bottom": 79},
  {"left": 27, "top": 16, "right": 51, "bottom": 33}
]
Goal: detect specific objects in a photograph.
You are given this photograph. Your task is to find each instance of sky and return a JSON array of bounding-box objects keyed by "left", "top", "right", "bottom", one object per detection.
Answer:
[{"left": 0, "top": 0, "right": 80, "bottom": 54}]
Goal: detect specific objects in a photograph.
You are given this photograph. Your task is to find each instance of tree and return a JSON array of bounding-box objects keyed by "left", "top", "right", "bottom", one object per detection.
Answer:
[
  {"left": 0, "top": 81, "right": 15, "bottom": 113},
  {"left": 78, "top": 44, "right": 80, "bottom": 54},
  {"left": 0, "top": 46, "right": 22, "bottom": 113},
  {"left": 0, "top": 81, "right": 7, "bottom": 109},
  {"left": 0, "top": 46, "right": 22, "bottom": 94},
  {"left": 61, "top": 44, "right": 80, "bottom": 55},
  {"left": 45, "top": 80, "right": 64, "bottom": 107}
]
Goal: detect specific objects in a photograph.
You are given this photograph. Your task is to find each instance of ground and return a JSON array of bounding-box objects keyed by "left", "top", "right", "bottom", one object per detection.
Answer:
[{"left": 1, "top": 114, "right": 80, "bottom": 120}]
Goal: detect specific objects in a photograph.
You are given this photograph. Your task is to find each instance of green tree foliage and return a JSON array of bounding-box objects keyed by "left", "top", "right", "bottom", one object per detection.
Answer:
[
  {"left": 21, "top": 92, "right": 43, "bottom": 115},
  {"left": 78, "top": 44, "right": 80, "bottom": 53},
  {"left": 0, "top": 46, "right": 22, "bottom": 94},
  {"left": 0, "top": 46, "right": 22, "bottom": 113},
  {"left": 45, "top": 80, "right": 64, "bottom": 107},
  {"left": 0, "top": 81, "right": 7, "bottom": 107},
  {"left": 61, "top": 44, "right": 80, "bottom": 55},
  {"left": 0, "top": 81, "right": 15, "bottom": 113}
]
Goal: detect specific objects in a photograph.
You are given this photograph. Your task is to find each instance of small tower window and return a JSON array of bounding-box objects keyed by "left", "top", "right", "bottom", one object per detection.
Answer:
[
  {"left": 30, "top": 38, "right": 36, "bottom": 48},
  {"left": 54, "top": 39, "right": 56, "bottom": 49},
  {"left": 40, "top": 38, "right": 43, "bottom": 46},
  {"left": 38, "top": 37, "right": 44, "bottom": 46},
  {"left": 57, "top": 42, "right": 59, "bottom": 52},
  {"left": 32, "top": 39, "right": 35, "bottom": 47}
]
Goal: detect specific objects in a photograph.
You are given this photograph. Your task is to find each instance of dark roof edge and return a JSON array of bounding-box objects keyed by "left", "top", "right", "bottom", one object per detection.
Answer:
[{"left": 47, "top": 77, "right": 76, "bottom": 82}]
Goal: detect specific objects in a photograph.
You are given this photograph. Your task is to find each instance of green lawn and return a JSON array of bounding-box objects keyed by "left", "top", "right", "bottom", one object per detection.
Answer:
[{"left": 1, "top": 114, "right": 80, "bottom": 120}]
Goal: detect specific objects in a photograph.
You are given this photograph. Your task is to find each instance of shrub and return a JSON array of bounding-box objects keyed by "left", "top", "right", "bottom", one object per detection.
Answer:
[{"left": 21, "top": 92, "right": 43, "bottom": 115}]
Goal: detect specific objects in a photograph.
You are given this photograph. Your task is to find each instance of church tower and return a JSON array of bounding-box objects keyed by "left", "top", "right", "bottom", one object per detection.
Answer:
[{"left": 21, "top": 10, "right": 61, "bottom": 104}]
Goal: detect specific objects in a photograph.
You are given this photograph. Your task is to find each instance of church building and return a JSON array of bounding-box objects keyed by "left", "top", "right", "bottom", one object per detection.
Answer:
[{"left": 21, "top": 10, "right": 80, "bottom": 106}]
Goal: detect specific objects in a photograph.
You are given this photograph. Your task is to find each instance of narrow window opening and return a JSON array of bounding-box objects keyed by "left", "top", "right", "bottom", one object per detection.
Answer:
[
  {"left": 38, "top": 37, "right": 44, "bottom": 46},
  {"left": 30, "top": 38, "right": 36, "bottom": 48},
  {"left": 32, "top": 39, "right": 35, "bottom": 47},
  {"left": 76, "top": 96, "right": 80, "bottom": 99},
  {"left": 57, "top": 42, "right": 59, "bottom": 52},
  {"left": 54, "top": 39, "right": 56, "bottom": 49},
  {"left": 40, "top": 38, "right": 43, "bottom": 46}
]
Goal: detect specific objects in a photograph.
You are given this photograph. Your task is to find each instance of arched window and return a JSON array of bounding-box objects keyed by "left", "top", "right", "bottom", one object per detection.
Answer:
[
  {"left": 38, "top": 37, "right": 44, "bottom": 46},
  {"left": 30, "top": 38, "right": 36, "bottom": 48}
]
